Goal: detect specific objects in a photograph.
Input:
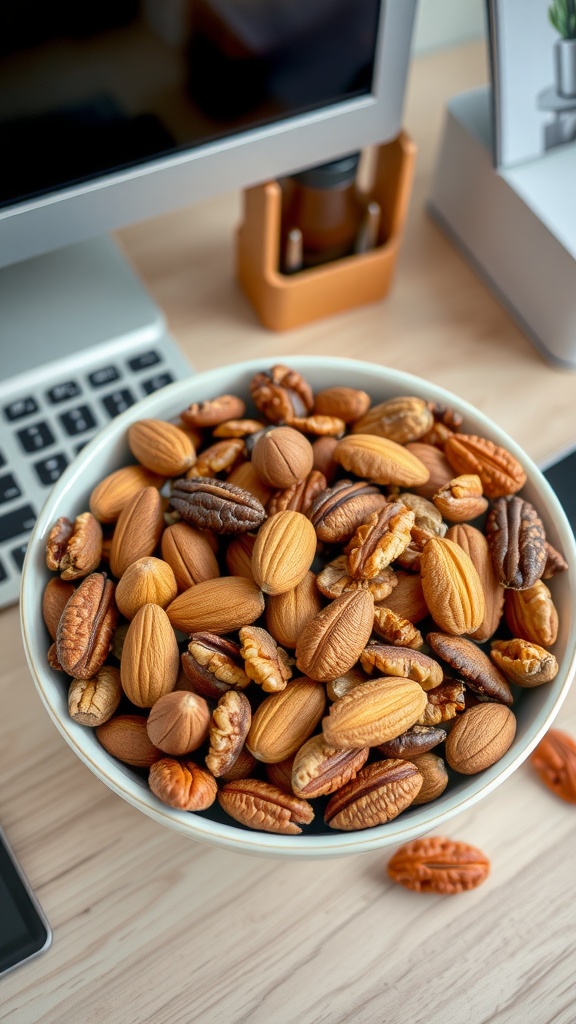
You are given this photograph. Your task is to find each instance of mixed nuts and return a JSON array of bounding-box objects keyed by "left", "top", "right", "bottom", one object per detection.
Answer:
[{"left": 41, "top": 364, "right": 568, "bottom": 837}]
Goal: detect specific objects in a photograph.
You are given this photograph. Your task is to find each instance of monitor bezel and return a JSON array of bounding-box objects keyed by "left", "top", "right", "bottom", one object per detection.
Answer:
[{"left": 0, "top": 0, "right": 417, "bottom": 268}]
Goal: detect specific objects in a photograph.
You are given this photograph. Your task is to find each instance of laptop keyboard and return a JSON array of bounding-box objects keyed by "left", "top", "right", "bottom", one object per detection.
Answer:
[{"left": 0, "top": 337, "right": 193, "bottom": 609}]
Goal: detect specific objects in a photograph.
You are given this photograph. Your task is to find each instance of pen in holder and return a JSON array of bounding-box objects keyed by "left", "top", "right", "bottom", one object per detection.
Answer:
[{"left": 236, "top": 132, "right": 416, "bottom": 331}]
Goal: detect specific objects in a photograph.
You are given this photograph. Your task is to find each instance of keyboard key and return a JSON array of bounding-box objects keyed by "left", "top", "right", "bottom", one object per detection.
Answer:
[
  {"left": 34, "top": 453, "right": 68, "bottom": 486},
  {"left": 128, "top": 351, "right": 161, "bottom": 372},
  {"left": 0, "top": 473, "right": 21, "bottom": 504},
  {"left": 0, "top": 558, "right": 7, "bottom": 582},
  {"left": 59, "top": 405, "right": 97, "bottom": 436},
  {"left": 89, "top": 365, "right": 121, "bottom": 388},
  {"left": 11, "top": 542, "right": 28, "bottom": 572},
  {"left": 75, "top": 441, "right": 90, "bottom": 454},
  {"left": 4, "top": 396, "right": 38, "bottom": 421},
  {"left": 47, "top": 380, "right": 81, "bottom": 404},
  {"left": 16, "top": 421, "right": 55, "bottom": 453},
  {"left": 102, "top": 389, "right": 136, "bottom": 417},
  {"left": 0, "top": 504, "right": 36, "bottom": 543},
  {"left": 141, "top": 372, "right": 174, "bottom": 395}
]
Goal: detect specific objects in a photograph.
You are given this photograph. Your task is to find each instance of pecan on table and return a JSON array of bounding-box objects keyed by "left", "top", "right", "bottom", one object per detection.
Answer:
[
  {"left": 530, "top": 728, "right": 576, "bottom": 803},
  {"left": 387, "top": 836, "right": 490, "bottom": 894}
]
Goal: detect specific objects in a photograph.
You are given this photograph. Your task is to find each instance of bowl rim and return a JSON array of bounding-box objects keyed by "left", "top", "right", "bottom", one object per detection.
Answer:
[{"left": 20, "top": 355, "right": 576, "bottom": 857}]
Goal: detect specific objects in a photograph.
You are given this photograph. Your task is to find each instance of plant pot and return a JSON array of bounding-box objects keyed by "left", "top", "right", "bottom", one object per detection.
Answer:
[{"left": 555, "top": 38, "right": 576, "bottom": 98}]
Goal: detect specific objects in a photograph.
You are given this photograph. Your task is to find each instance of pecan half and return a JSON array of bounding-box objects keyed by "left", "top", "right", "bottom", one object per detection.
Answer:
[
  {"left": 169, "top": 477, "right": 266, "bottom": 534},
  {"left": 530, "top": 728, "right": 576, "bottom": 803},
  {"left": 444, "top": 433, "right": 526, "bottom": 499},
  {"left": 416, "top": 679, "right": 466, "bottom": 725},
  {"left": 308, "top": 479, "right": 387, "bottom": 545},
  {"left": 46, "top": 512, "right": 103, "bottom": 580},
  {"left": 250, "top": 364, "right": 314, "bottom": 423},
  {"left": 149, "top": 758, "right": 218, "bottom": 810},
  {"left": 316, "top": 555, "right": 397, "bottom": 601},
  {"left": 291, "top": 734, "right": 369, "bottom": 799},
  {"left": 239, "top": 625, "right": 293, "bottom": 692},
  {"left": 490, "top": 638, "right": 558, "bottom": 687},
  {"left": 181, "top": 632, "right": 250, "bottom": 697},
  {"left": 218, "top": 778, "right": 314, "bottom": 834},
  {"left": 486, "top": 495, "right": 547, "bottom": 590},
  {"left": 213, "top": 418, "right": 265, "bottom": 438},
  {"left": 427, "top": 632, "right": 513, "bottom": 705},
  {"left": 504, "top": 580, "right": 558, "bottom": 647},
  {"left": 205, "top": 690, "right": 252, "bottom": 777},
  {"left": 360, "top": 642, "right": 443, "bottom": 690},
  {"left": 387, "top": 836, "right": 490, "bottom": 894},
  {"left": 372, "top": 605, "right": 423, "bottom": 649},
  {"left": 345, "top": 502, "right": 415, "bottom": 579},
  {"left": 378, "top": 724, "right": 447, "bottom": 758},
  {"left": 324, "top": 759, "right": 422, "bottom": 830},
  {"left": 189, "top": 438, "right": 245, "bottom": 478},
  {"left": 287, "top": 414, "right": 346, "bottom": 437},
  {"left": 432, "top": 475, "right": 488, "bottom": 523},
  {"left": 56, "top": 572, "right": 117, "bottom": 679},
  {"left": 180, "top": 394, "right": 246, "bottom": 427},
  {"left": 267, "top": 469, "right": 327, "bottom": 517}
]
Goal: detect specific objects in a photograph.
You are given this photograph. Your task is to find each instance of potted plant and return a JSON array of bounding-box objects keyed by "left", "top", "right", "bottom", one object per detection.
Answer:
[{"left": 549, "top": 0, "right": 576, "bottom": 97}]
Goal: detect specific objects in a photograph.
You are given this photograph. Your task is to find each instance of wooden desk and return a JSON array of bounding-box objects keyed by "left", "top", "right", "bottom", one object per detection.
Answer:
[{"left": 3, "top": 41, "right": 576, "bottom": 1024}]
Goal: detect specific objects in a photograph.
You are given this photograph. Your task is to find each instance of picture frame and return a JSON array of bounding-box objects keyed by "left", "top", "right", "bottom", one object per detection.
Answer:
[{"left": 486, "top": 0, "right": 576, "bottom": 167}]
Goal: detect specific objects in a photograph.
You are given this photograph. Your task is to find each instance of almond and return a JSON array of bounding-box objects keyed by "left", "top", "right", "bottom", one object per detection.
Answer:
[
  {"left": 405, "top": 442, "right": 455, "bottom": 499},
  {"left": 109, "top": 486, "right": 165, "bottom": 578},
  {"left": 89, "top": 464, "right": 165, "bottom": 523},
  {"left": 246, "top": 678, "right": 326, "bottom": 763},
  {"left": 420, "top": 536, "right": 484, "bottom": 636},
  {"left": 120, "top": 603, "right": 180, "bottom": 707},
  {"left": 166, "top": 576, "right": 265, "bottom": 634},
  {"left": 161, "top": 522, "right": 220, "bottom": 590},
  {"left": 447, "top": 523, "right": 504, "bottom": 642},
  {"left": 322, "top": 676, "right": 428, "bottom": 749},
  {"left": 128, "top": 418, "right": 197, "bottom": 476},
  {"left": 96, "top": 714, "right": 162, "bottom": 767},
  {"left": 445, "top": 703, "right": 516, "bottom": 774},
  {"left": 251, "top": 510, "right": 317, "bottom": 595},
  {"left": 333, "top": 434, "right": 430, "bottom": 487},
  {"left": 265, "top": 570, "right": 324, "bottom": 648},
  {"left": 295, "top": 591, "right": 374, "bottom": 682},
  {"left": 115, "top": 556, "right": 178, "bottom": 619}
]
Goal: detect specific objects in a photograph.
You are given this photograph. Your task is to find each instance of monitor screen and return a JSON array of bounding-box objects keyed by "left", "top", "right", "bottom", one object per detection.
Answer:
[{"left": 0, "top": 0, "right": 380, "bottom": 209}]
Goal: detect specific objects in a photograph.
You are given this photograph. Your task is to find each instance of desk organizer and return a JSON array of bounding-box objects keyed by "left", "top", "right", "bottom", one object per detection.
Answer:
[{"left": 236, "top": 132, "right": 416, "bottom": 331}]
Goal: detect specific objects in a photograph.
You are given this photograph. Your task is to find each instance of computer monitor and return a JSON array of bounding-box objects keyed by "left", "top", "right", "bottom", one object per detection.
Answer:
[
  {"left": 0, "top": 0, "right": 417, "bottom": 609},
  {"left": 0, "top": 0, "right": 417, "bottom": 268}
]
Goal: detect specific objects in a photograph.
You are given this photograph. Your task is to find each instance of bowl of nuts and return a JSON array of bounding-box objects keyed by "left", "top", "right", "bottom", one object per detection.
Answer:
[{"left": 20, "top": 357, "right": 576, "bottom": 857}]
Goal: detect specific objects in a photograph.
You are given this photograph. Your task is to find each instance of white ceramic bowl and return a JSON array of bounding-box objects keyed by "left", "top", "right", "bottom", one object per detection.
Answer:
[{"left": 20, "top": 357, "right": 576, "bottom": 858}]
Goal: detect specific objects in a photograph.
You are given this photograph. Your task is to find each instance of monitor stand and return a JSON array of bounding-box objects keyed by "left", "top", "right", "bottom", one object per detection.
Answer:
[
  {"left": 0, "top": 235, "right": 193, "bottom": 387},
  {"left": 427, "top": 86, "right": 576, "bottom": 370}
]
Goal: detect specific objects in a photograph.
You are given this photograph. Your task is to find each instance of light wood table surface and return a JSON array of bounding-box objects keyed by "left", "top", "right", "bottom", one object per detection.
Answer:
[{"left": 3, "top": 40, "right": 576, "bottom": 1024}]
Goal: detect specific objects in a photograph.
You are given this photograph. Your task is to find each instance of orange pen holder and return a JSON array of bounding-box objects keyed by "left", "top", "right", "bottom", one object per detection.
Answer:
[{"left": 235, "top": 132, "right": 416, "bottom": 331}]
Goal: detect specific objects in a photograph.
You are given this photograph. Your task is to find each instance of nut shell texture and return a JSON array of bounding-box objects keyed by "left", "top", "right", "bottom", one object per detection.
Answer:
[{"left": 334, "top": 434, "right": 430, "bottom": 487}]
